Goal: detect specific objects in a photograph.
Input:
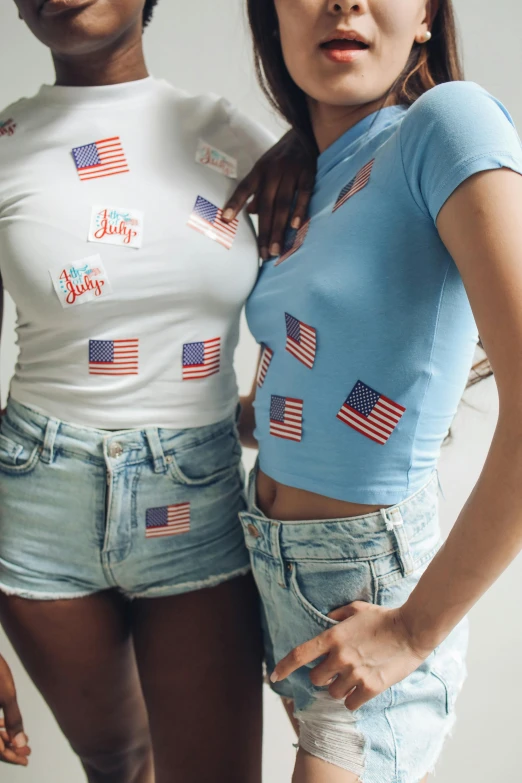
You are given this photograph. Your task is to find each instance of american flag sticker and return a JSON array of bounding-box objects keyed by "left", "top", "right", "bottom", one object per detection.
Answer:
[
  {"left": 285, "top": 313, "right": 317, "bottom": 369},
  {"left": 187, "top": 196, "right": 238, "bottom": 250},
  {"left": 145, "top": 503, "right": 191, "bottom": 539},
  {"left": 270, "top": 395, "right": 303, "bottom": 442},
  {"left": 275, "top": 219, "right": 310, "bottom": 267},
  {"left": 89, "top": 339, "right": 139, "bottom": 376},
  {"left": 337, "top": 380, "right": 406, "bottom": 445},
  {"left": 182, "top": 337, "right": 221, "bottom": 380},
  {"left": 0, "top": 118, "right": 16, "bottom": 138},
  {"left": 256, "top": 345, "right": 274, "bottom": 388},
  {"left": 72, "top": 136, "right": 129, "bottom": 181},
  {"left": 333, "top": 159, "right": 375, "bottom": 212}
]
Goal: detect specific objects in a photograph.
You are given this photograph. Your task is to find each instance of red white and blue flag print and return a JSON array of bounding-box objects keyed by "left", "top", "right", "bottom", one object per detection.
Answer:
[
  {"left": 72, "top": 137, "right": 129, "bottom": 181},
  {"left": 285, "top": 313, "right": 317, "bottom": 369},
  {"left": 333, "top": 159, "right": 375, "bottom": 213},
  {"left": 89, "top": 339, "right": 139, "bottom": 376},
  {"left": 270, "top": 395, "right": 303, "bottom": 442},
  {"left": 256, "top": 345, "right": 274, "bottom": 388},
  {"left": 182, "top": 337, "right": 221, "bottom": 380},
  {"left": 275, "top": 219, "right": 311, "bottom": 266},
  {"left": 145, "top": 503, "right": 191, "bottom": 539},
  {"left": 187, "top": 196, "right": 238, "bottom": 249},
  {"left": 337, "top": 380, "right": 405, "bottom": 445}
]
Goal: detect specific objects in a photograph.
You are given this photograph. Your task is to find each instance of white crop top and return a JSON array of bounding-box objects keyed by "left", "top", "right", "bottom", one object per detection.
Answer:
[{"left": 0, "top": 77, "right": 273, "bottom": 429}]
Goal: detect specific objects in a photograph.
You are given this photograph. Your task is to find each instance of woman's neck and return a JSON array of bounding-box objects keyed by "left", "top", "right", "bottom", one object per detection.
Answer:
[
  {"left": 52, "top": 26, "right": 148, "bottom": 87},
  {"left": 310, "top": 94, "right": 393, "bottom": 153}
]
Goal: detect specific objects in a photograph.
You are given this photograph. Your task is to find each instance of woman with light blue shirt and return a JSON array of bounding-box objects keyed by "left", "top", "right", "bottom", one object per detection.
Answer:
[{"left": 238, "top": 0, "right": 522, "bottom": 781}]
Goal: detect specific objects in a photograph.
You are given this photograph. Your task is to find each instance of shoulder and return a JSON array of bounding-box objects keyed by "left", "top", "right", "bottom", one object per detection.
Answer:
[
  {"left": 400, "top": 81, "right": 517, "bottom": 140},
  {"left": 164, "top": 85, "right": 276, "bottom": 172},
  {"left": 0, "top": 96, "right": 36, "bottom": 173}
]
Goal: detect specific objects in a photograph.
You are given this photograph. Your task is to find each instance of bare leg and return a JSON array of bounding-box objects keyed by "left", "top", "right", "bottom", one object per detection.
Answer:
[
  {"left": 293, "top": 749, "right": 430, "bottom": 783},
  {"left": 132, "top": 574, "right": 264, "bottom": 783},
  {"left": 293, "top": 749, "right": 359, "bottom": 783},
  {"left": 0, "top": 591, "right": 153, "bottom": 783}
]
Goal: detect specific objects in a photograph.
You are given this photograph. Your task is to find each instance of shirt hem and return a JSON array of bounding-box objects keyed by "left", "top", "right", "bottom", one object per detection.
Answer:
[{"left": 8, "top": 393, "right": 239, "bottom": 432}]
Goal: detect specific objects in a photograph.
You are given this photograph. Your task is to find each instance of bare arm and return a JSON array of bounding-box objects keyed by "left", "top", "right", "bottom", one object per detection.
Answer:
[
  {"left": 399, "top": 167, "right": 522, "bottom": 651},
  {"left": 238, "top": 352, "right": 260, "bottom": 450}
]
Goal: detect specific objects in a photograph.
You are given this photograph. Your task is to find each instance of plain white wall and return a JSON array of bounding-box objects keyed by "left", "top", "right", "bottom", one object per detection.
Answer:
[{"left": 1, "top": 1, "right": 521, "bottom": 781}]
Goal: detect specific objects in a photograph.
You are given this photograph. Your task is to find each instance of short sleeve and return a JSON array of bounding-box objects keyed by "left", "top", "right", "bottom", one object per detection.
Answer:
[
  {"left": 222, "top": 99, "right": 279, "bottom": 174},
  {"left": 399, "top": 81, "right": 522, "bottom": 222}
]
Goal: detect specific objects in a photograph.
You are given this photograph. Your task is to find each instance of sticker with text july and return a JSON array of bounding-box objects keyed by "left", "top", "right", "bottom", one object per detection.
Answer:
[
  {"left": 50, "top": 255, "right": 113, "bottom": 308},
  {"left": 0, "top": 118, "right": 16, "bottom": 138},
  {"left": 196, "top": 139, "right": 238, "bottom": 179},
  {"left": 88, "top": 206, "right": 144, "bottom": 249}
]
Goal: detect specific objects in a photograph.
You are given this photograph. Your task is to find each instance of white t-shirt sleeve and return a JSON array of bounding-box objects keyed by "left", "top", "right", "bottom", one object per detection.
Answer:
[{"left": 222, "top": 100, "right": 279, "bottom": 177}]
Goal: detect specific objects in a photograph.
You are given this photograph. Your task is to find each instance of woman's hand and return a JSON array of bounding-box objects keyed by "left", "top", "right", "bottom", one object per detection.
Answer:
[
  {"left": 0, "top": 655, "right": 30, "bottom": 766},
  {"left": 270, "top": 601, "right": 431, "bottom": 711},
  {"left": 223, "top": 130, "right": 317, "bottom": 260}
]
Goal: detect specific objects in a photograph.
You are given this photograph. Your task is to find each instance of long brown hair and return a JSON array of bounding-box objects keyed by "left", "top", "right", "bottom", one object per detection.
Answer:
[{"left": 247, "top": 0, "right": 493, "bottom": 392}]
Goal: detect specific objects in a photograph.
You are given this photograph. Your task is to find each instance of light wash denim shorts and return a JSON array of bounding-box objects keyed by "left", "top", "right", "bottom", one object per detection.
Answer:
[
  {"left": 239, "top": 466, "right": 468, "bottom": 783},
  {"left": 0, "top": 399, "right": 250, "bottom": 600}
]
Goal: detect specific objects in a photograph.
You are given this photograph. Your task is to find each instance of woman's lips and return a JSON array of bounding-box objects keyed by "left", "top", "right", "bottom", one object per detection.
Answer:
[
  {"left": 41, "top": 0, "right": 95, "bottom": 15},
  {"left": 320, "top": 39, "right": 369, "bottom": 63}
]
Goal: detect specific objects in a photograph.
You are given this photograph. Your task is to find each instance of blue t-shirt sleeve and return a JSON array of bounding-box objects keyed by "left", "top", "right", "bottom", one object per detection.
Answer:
[{"left": 399, "top": 81, "right": 522, "bottom": 222}]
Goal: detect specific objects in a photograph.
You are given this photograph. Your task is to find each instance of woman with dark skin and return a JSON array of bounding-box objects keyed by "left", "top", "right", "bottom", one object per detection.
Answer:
[{"left": 0, "top": 0, "right": 315, "bottom": 779}]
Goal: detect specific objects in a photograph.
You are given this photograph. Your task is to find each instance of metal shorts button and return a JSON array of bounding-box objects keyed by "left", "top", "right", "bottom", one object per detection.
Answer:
[
  {"left": 109, "top": 443, "right": 124, "bottom": 458},
  {"left": 247, "top": 524, "right": 261, "bottom": 538}
]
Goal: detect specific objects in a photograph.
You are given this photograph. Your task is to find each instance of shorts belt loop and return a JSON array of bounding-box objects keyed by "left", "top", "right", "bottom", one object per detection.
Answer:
[
  {"left": 382, "top": 507, "right": 415, "bottom": 577},
  {"left": 270, "top": 522, "right": 288, "bottom": 589},
  {"left": 145, "top": 428, "right": 167, "bottom": 474},
  {"left": 40, "top": 418, "right": 60, "bottom": 465}
]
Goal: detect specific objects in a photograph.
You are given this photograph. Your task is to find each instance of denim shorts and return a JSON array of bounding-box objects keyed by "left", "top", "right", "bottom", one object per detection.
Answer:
[
  {"left": 239, "top": 466, "right": 468, "bottom": 783},
  {"left": 0, "top": 399, "right": 250, "bottom": 600}
]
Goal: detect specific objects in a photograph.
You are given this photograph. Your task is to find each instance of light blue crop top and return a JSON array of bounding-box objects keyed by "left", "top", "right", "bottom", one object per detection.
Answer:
[{"left": 246, "top": 82, "right": 522, "bottom": 504}]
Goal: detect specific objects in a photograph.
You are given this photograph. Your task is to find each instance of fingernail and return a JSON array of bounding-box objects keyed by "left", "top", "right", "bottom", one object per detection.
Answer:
[
  {"left": 13, "top": 733, "right": 27, "bottom": 748},
  {"left": 222, "top": 209, "right": 234, "bottom": 221},
  {"left": 269, "top": 243, "right": 280, "bottom": 257},
  {"left": 270, "top": 671, "right": 279, "bottom": 683},
  {"left": 326, "top": 676, "right": 337, "bottom": 685},
  {"left": 291, "top": 217, "right": 301, "bottom": 230},
  {"left": 260, "top": 247, "right": 269, "bottom": 260}
]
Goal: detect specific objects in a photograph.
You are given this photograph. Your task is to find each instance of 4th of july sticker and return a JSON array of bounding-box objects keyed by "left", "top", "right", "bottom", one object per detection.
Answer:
[
  {"left": 50, "top": 255, "right": 113, "bottom": 308},
  {"left": 88, "top": 206, "right": 144, "bottom": 249}
]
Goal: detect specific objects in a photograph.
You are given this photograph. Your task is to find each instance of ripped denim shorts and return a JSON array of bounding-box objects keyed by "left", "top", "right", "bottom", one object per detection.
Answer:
[
  {"left": 0, "top": 398, "right": 249, "bottom": 600},
  {"left": 239, "top": 465, "right": 468, "bottom": 783}
]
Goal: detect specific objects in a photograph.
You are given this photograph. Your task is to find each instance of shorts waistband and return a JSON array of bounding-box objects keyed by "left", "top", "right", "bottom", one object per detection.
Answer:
[
  {"left": 239, "top": 462, "right": 439, "bottom": 570},
  {"left": 3, "top": 397, "right": 237, "bottom": 469}
]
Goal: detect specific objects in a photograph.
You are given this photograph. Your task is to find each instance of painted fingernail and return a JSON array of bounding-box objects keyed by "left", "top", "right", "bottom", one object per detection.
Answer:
[
  {"left": 13, "top": 733, "right": 27, "bottom": 748},
  {"left": 270, "top": 243, "right": 280, "bottom": 257},
  {"left": 291, "top": 217, "right": 302, "bottom": 229},
  {"left": 222, "top": 209, "right": 234, "bottom": 221},
  {"left": 270, "top": 672, "right": 279, "bottom": 683}
]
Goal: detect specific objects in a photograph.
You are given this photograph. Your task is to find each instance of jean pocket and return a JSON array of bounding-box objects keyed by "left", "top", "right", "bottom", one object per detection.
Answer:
[
  {"left": 289, "top": 558, "right": 375, "bottom": 630},
  {"left": 167, "top": 427, "right": 242, "bottom": 487},
  {"left": 0, "top": 430, "right": 40, "bottom": 475}
]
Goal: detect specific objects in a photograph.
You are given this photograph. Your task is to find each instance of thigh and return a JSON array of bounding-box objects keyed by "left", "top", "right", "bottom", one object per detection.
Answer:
[
  {"left": 0, "top": 590, "right": 152, "bottom": 781},
  {"left": 132, "top": 573, "right": 263, "bottom": 783},
  {"left": 293, "top": 752, "right": 430, "bottom": 783},
  {"left": 293, "top": 749, "right": 360, "bottom": 783}
]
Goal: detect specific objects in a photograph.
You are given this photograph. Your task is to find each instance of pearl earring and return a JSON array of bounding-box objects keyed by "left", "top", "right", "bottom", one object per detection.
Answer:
[{"left": 421, "top": 31, "right": 432, "bottom": 43}]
